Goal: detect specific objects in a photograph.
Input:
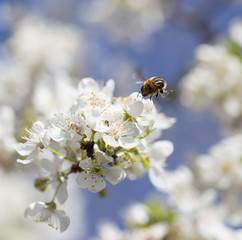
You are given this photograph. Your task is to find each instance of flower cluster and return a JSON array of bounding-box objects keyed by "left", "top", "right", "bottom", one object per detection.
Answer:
[
  {"left": 81, "top": 0, "right": 166, "bottom": 43},
  {"left": 16, "top": 78, "right": 175, "bottom": 231},
  {"left": 0, "top": 14, "right": 86, "bottom": 113},
  {"left": 180, "top": 19, "right": 242, "bottom": 132},
  {"left": 8, "top": 14, "right": 85, "bottom": 74},
  {"left": 195, "top": 134, "right": 242, "bottom": 226},
  {"left": 0, "top": 13, "right": 88, "bottom": 238},
  {"left": 92, "top": 148, "right": 242, "bottom": 240},
  {"left": 92, "top": 199, "right": 242, "bottom": 240}
]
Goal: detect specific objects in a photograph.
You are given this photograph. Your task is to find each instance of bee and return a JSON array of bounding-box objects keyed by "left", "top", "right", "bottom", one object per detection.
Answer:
[
  {"left": 141, "top": 76, "right": 168, "bottom": 100},
  {"left": 135, "top": 68, "right": 170, "bottom": 100}
]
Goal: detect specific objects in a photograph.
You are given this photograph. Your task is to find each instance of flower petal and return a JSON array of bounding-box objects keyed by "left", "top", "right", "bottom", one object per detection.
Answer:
[
  {"left": 41, "top": 130, "right": 51, "bottom": 148},
  {"left": 88, "top": 175, "right": 106, "bottom": 193},
  {"left": 24, "top": 202, "right": 46, "bottom": 217},
  {"left": 15, "top": 142, "right": 36, "bottom": 156},
  {"left": 103, "top": 134, "right": 119, "bottom": 147},
  {"left": 76, "top": 171, "right": 93, "bottom": 189},
  {"left": 119, "top": 136, "right": 138, "bottom": 149},
  {"left": 104, "top": 166, "right": 126, "bottom": 185},
  {"left": 79, "top": 158, "right": 92, "bottom": 170},
  {"left": 57, "top": 181, "right": 68, "bottom": 204},
  {"left": 148, "top": 162, "right": 166, "bottom": 190},
  {"left": 41, "top": 158, "right": 55, "bottom": 172},
  {"left": 151, "top": 141, "right": 174, "bottom": 161},
  {"left": 96, "top": 151, "right": 112, "bottom": 165},
  {"left": 49, "top": 127, "right": 65, "bottom": 143},
  {"left": 55, "top": 210, "right": 70, "bottom": 232},
  {"left": 127, "top": 101, "right": 144, "bottom": 118},
  {"left": 17, "top": 147, "right": 40, "bottom": 164}
]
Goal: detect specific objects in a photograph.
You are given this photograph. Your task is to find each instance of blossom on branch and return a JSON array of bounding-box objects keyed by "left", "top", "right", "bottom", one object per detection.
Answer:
[{"left": 16, "top": 78, "right": 175, "bottom": 231}]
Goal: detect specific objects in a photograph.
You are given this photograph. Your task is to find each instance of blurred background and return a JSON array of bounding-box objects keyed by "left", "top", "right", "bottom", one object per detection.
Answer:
[{"left": 1, "top": 0, "right": 242, "bottom": 239}]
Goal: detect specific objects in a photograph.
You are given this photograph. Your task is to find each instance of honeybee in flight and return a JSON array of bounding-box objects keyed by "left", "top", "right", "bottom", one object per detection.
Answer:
[{"left": 135, "top": 68, "right": 171, "bottom": 100}]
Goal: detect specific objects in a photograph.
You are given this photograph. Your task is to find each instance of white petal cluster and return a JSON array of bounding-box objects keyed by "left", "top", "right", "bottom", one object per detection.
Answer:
[
  {"left": 180, "top": 44, "right": 242, "bottom": 118},
  {"left": 16, "top": 77, "right": 175, "bottom": 231},
  {"left": 24, "top": 202, "right": 70, "bottom": 232},
  {"left": 0, "top": 169, "right": 85, "bottom": 240},
  {"left": 93, "top": 130, "right": 242, "bottom": 240},
  {"left": 180, "top": 20, "right": 242, "bottom": 132},
  {"left": 8, "top": 15, "right": 85, "bottom": 73},
  {"left": 81, "top": 0, "right": 165, "bottom": 43},
  {"left": 0, "top": 15, "right": 86, "bottom": 114},
  {"left": 93, "top": 164, "right": 242, "bottom": 240},
  {"left": 16, "top": 121, "right": 50, "bottom": 164},
  {"left": 92, "top": 201, "right": 197, "bottom": 240},
  {"left": 229, "top": 18, "right": 242, "bottom": 48},
  {"left": 195, "top": 134, "right": 242, "bottom": 225},
  {"left": 76, "top": 152, "right": 126, "bottom": 193},
  {"left": 0, "top": 14, "right": 88, "bottom": 236}
]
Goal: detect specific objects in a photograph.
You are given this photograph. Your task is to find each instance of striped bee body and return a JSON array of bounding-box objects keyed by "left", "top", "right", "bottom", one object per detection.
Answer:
[{"left": 141, "top": 76, "right": 167, "bottom": 100}]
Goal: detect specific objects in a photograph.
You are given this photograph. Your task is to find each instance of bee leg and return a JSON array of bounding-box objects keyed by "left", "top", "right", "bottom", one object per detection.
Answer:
[{"left": 156, "top": 92, "right": 159, "bottom": 99}]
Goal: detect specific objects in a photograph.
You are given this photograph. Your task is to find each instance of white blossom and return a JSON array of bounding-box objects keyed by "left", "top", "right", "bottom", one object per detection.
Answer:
[
  {"left": 24, "top": 202, "right": 70, "bottom": 232},
  {"left": 48, "top": 111, "right": 87, "bottom": 144},
  {"left": 8, "top": 15, "right": 86, "bottom": 73},
  {"left": 229, "top": 18, "right": 242, "bottom": 47},
  {"left": 41, "top": 154, "right": 72, "bottom": 204},
  {"left": 0, "top": 169, "right": 84, "bottom": 240},
  {"left": 81, "top": 0, "right": 165, "bottom": 44},
  {"left": 15, "top": 77, "right": 175, "bottom": 232},
  {"left": 0, "top": 105, "right": 16, "bottom": 151},
  {"left": 124, "top": 203, "right": 149, "bottom": 226},
  {"left": 0, "top": 60, "right": 31, "bottom": 109},
  {"left": 16, "top": 121, "right": 50, "bottom": 164},
  {"left": 76, "top": 152, "right": 126, "bottom": 192},
  {"left": 195, "top": 134, "right": 242, "bottom": 225},
  {"left": 180, "top": 38, "right": 242, "bottom": 132},
  {"left": 148, "top": 141, "right": 174, "bottom": 189}
]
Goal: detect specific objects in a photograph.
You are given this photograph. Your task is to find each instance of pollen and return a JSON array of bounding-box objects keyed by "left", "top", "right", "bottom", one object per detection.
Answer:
[{"left": 92, "top": 185, "right": 94, "bottom": 188}]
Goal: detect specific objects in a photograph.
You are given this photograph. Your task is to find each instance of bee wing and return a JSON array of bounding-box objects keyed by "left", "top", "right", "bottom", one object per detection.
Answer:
[
  {"left": 133, "top": 66, "right": 146, "bottom": 82},
  {"left": 136, "top": 79, "right": 145, "bottom": 84}
]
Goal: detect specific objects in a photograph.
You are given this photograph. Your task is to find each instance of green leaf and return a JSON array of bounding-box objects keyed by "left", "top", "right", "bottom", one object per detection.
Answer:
[
  {"left": 227, "top": 39, "right": 242, "bottom": 62},
  {"left": 34, "top": 178, "right": 49, "bottom": 192},
  {"left": 98, "top": 189, "right": 108, "bottom": 198},
  {"left": 97, "top": 138, "right": 106, "bottom": 152}
]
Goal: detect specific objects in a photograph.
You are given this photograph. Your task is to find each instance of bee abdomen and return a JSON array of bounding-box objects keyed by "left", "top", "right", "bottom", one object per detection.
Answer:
[{"left": 150, "top": 77, "right": 165, "bottom": 88}]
